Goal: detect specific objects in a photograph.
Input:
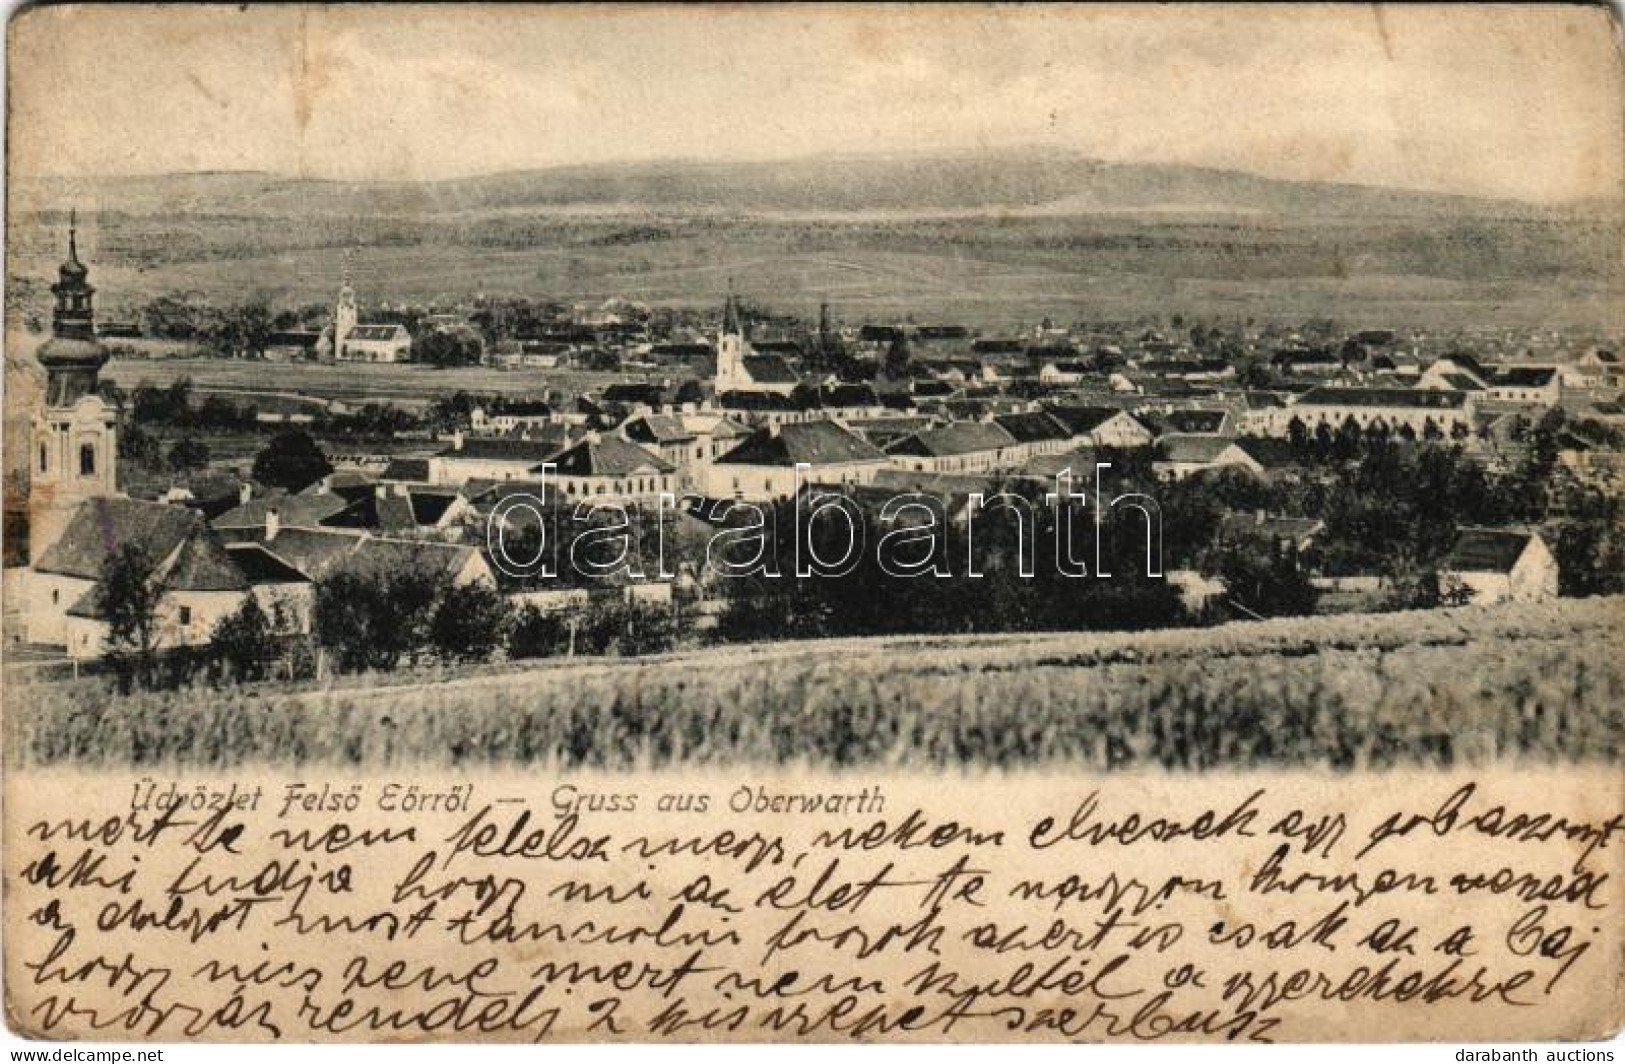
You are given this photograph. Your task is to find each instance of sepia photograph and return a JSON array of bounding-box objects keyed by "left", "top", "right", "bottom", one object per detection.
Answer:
[{"left": 1, "top": 1, "right": 1621, "bottom": 1051}]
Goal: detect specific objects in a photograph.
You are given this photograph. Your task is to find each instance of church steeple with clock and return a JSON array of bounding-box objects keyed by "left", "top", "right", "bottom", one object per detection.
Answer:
[{"left": 30, "top": 211, "right": 118, "bottom": 562}]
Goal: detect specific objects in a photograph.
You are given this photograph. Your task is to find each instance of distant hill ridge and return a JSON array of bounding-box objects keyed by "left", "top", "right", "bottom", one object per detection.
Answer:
[{"left": 15, "top": 149, "right": 1615, "bottom": 220}]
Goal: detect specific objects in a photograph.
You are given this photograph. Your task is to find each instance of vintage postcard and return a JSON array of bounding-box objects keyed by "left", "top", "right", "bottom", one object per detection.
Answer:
[{"left": 3, "top": 2, "right": 1623, "bottom": 1046}]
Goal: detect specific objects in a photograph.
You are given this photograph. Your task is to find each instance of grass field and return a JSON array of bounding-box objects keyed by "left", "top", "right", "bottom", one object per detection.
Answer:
[
  {"left": 11, "top": 597, "right": 1621, "bottom": 772},
  {"left": 10, "top": 206, "right": 1623, "bottom": 331},
  {"left": 97, "top": 357, "right": 644, "bottom": 405}
]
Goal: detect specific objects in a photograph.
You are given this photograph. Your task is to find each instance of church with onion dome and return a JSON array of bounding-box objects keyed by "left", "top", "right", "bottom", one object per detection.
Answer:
[{"left": 28, "top": 212, "right": 119, "bottom": 564}]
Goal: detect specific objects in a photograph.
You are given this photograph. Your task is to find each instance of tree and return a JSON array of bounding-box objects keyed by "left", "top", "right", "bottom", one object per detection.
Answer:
[
  {"left": 314, "top": 568, "right": 456, "bottom": 673},
  {"left": 209, "top": 595, "right": 278, "bottom": 683},
  {"left": 413, "top": 330, "right": 482, "bottom": 368},
  {"left": 167, "top": 436, "right": 211, "bottom": 472},
  {"left": 882, "top": 335, "right": 912, "bottom": 381},
  {"left": 118, "top": 421, "right": 163, "bottom": 469},
  {"left": 429, "top": 583, "right": 511, "bottom": 663},
  {"left": 1210, "top": 540, "right": 1317, "bottom": 618},
  {"left": 100, "top": 544, "right": 164, "bottom": 691},
  {"left": 508, "top": 605, "right": 568, "bottom": 659},
  {"left": 214, "top": 300, "right": 273, "bottom": 358},
  {"left": 252, "top": 429, "right": 332, "bottom": 491}
]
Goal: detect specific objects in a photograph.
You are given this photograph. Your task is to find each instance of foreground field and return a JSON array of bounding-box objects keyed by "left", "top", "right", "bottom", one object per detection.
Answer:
[{"left": 11, "top": 597, "right": 1622, "bottom": 771}]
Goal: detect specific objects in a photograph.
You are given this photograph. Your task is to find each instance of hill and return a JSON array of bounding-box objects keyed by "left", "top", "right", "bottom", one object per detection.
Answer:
[
  {"left": 13, "top": 148, "right": 1617, "bottom": 220},
  {"left": 8, "top": 150, "right": 1622, "bottom": 329}
]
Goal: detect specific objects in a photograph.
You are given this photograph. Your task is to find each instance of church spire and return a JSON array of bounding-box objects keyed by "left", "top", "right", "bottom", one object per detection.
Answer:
[
  {"left": 38, "top": 209, "right": 106, "bottom": 406},
  {"left": 721, "top": 281, "right": 743, "bottom": 338}
]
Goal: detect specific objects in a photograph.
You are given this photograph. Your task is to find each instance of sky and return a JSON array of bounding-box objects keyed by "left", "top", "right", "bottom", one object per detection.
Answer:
[{"left": 8, "top": 3, "right": 1624, "bottom": 203}]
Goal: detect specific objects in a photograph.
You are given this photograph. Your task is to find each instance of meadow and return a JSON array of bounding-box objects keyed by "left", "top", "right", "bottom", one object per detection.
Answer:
[
  {"left": 10, "top": 596, "right": 1621, "bottom": 772},
  {"left": 98, "top": 357, "right": 641, "bottom": 405},
  {"left": 10, "top": 206, "right": 1623, "bottom": 332}
]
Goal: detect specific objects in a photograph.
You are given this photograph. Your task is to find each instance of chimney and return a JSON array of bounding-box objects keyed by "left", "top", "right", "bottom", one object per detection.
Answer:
[
  {"left": 585, "top": 429, "right": 601, "bottom": 445},
  {"left": 452, "top": 429, "right": 465, "bottom": 451},
  {"left": 265, "top": 509, "right": 281, "bottom": 542},
  {"left": 238, "top": 482, "right": 252, "bottom": 506},
  {"left": 1255, "top": 508, "right": 1266, "bottom": 525}
]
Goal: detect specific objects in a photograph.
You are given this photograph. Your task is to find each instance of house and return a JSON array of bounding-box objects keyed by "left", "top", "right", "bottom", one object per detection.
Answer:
[
  {"left": 709, "top": 420, "right": 890, "bottom": 501},
  {"left": 320, "top": 483, "right": 470, "bottom": 539},
  {"left": 337, "top": 323, "right": 412, "bottom": 363},
  {"left": 336, "top": 537, "right": 496, "bottom": 589},
  {"left": 223, "top": 542, "right": 314, "bottom": 634},
  {"left": 1038, "top": 359, "right": 1094, "bottom": 385},
  {"left": 1043, "top": 405, "right": 1155, "bottom": 449},
  {"left": 1152, "top": 435, "right": 1267, "bottom": 480},
  {"left": 28, "top": 497, "right": 309, "bottom": 658},
  {"left": 818, "top": 384, "right": 885, "bottom": 420},
  {"left": 212, "top": 484, "right": 352, "bottom": 537},
  {"left": 1439, "top": 528, "right": 1558, "bottom": 604},
  {"left": 1271, "top": 348, "right": 1342, "bottom": 376},
  {"left": 885, "top": 421, "right": 1020, "bottom": 474},
  {"left": 845, "top": 416, "right": 937, "bottom": 448},
  {"left": 264, "top": 330, "right": 322, "bottom": 362},
  {"left": 1561, "top": 349, "right": 1623, "bottom": 389},
  {"left": 917, "top": 358, "right": 989, "bottom": 385},
  {"left": 428, "top": 432, "right": 573, "bottom": 486},
  {"left": 1418, "top": 354, "right": 1491, "bottom": 390},
  {"left": 1254, "top": 387, "right": 1474, "bottom": 437},
  {"left": 471, "top": 400, "right": 554, "bottom": 434},
  {"left": 620, "top": 414, "right": 699, "bottom": 481},
  {"left": 992, "top": 411, "right": 1073, "bottom": 460},
  {"left": 1142, "top": 408, "right": 1233, "bottom": 437},
  {"left": 1485, "top": 367, "right": 1561, "bottom": 407},
  {"left": 1217, "top": 511, "right": 1324, "bottom": 553},
  {"left": 533, "top": 433, "right": 677, "bottom": 503}
]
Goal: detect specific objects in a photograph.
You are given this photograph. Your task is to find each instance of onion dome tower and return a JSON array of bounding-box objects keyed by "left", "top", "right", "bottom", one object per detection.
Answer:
[{"left": 30, "top": 210, "right": 117, "bottom": 564}]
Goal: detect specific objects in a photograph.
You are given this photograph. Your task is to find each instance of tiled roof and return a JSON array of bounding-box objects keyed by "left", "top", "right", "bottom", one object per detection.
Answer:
[
  {"left": 717, "top": 421, "right": 887, "bottom": 467},
  {"left": 1146, "top": 409, "right": 1229, "bottom": 435},
  {"left": 1156, "top": 435, "right": 1248, "bottom": 464},
  {"left": 225, "top": 543, "right": 310, "bottom": 584},
  {"left": 213, "top": 489, "right": 348, "bottom": 530},
  {"left": 622, "top": 415, "right": 695, "bottom": 445},
  {"left": 381, "top": 457, "right": 432, "bottom": 482},
  {"left": 340, "top": 538, "right": 481, "bottom": 583},
  {"left": 1045, "top": 405, "right": 1139, "bottom": 437},
  {"left": 165, "top": 532, "right": 251, "bottom": 591},
  {"left": 741, "top": 355, "right": 800, "bottom": 385},
  {"left": 1443, "top": 528, "right": 1539, "bottom": 574},
  {"left": 250, "top": 528, "right": 364, "bottom": 580},
  {"left": 435, "top": 437, "right": 564, "bottom": 462},
  {"left": 346, "top": 324, "right": 407, "bottom": 342},
  {"left": 887, "top": 421, "right": 1017, "bottom": 458},
  {"left": 1492, "top": 367, "right": 1557, "bottom": 388},
  {"left": 35, "top": 498, "right": 200, "bottom": 580},
  {"left": 1297, "top": 387, "right": 1467, "bottom": 409},
  {"left": 543, "top": 436, "right": 675, "bottom": 477}
]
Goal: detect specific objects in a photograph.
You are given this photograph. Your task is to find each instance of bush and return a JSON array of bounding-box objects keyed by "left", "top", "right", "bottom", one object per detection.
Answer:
[
  {"left": 209, "top": 596, "right": 278, "bottom": 683},
  {"left": 429, "top": 583, "right": 511, "bottom": 663},
  {"left": 508, "top": 606, "right": 569, "bottom": 660}
]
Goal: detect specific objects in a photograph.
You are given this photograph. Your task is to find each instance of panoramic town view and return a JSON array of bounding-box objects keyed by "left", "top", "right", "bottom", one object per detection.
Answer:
[
  {"left": 3, "top": 6, "right": 1622, "bottom": 770},
  {"left": 6, "top": 8, "right": 1625, "bottom": 1052}
]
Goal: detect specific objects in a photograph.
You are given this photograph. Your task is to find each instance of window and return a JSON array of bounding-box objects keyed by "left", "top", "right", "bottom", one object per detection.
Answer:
[
  {"left": 179, "top": 606, "right": 192, "bottom": 627},
  {"left": 39, "top": 443, "right": 48, "bottom": 473},
  {"left": 51, "top": 589, "right": 59, "bottom": 605},
  {"left": 79, "top": 442, "right": 95, "bottom": 478}
]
